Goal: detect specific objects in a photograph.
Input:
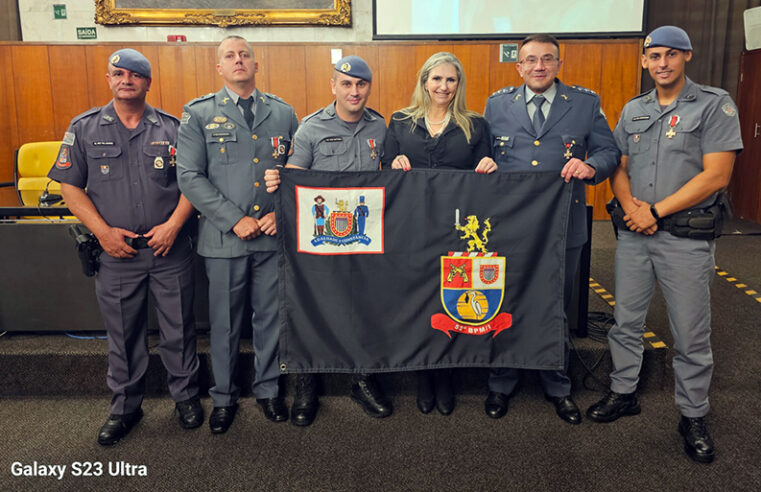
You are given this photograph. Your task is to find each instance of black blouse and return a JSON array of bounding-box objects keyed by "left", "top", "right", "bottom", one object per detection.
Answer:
[{"left": 381, "top": 112, "right": 492, "bottom": 170}]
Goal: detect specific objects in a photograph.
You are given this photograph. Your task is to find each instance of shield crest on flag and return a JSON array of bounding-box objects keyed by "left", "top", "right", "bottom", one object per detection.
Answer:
[
  {"left": 329, "top": 211, "right": 354, "bottom": 237},
  {"left": 440, "top": 254, "right": 506, "bottom": 326}
]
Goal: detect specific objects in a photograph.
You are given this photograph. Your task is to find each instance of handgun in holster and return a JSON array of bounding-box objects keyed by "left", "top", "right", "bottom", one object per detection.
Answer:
[{"left": 68, "top": 224, "right": 103, "bottom": 277}]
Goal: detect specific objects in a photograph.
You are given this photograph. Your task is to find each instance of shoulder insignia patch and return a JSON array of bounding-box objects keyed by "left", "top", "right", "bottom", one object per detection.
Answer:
[
  {"left": 62, "top": 132, "right": 75, "bottom": 146},
  {"left": 721, "top": 102, "right": 737, "bottom": 117},
  {"left": 55, "top": 146, "right": 71, "bottom": 169},
  {"left": 181, "top": 112, "right": 191, "bottom": 125}
]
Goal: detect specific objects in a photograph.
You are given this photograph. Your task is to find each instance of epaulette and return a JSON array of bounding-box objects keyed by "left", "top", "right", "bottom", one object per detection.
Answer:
[
  {"left": 154, "top": 107, "right": 180, "bottom": 123},
  {"left": 697, "top": 85, "right": 728, "bottom": 97},
  {"left": 186, "top": 93, "right": 215, "bottom": 107},
  {"left": 489, "top": 86, "right": 515, "bottom": 98},
  {"left": 71, "top": 106, "right": 103, "bottom": 124},
  {"left": 365, "top": 107, "right": 384, "bottom": 119},
  {"left": 263, "top": 92, "right": 288, "bottom": 105},
  {"left": 569, "top": 85, "right": 598, "bottom": 96},
  {"left": 627, "top": 89, "right": 656, "bottom": 104},
  {"left": 301, "top": 108, "right": 323, "bottom": 123}
]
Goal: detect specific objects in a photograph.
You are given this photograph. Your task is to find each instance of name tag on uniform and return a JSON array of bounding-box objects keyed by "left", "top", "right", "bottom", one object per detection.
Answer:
[
  {"left": 632, "top": 115, "right": 650, "bottom": 121},
  {"left": 323, "top": 137, "right": 343, "bottom": 142},
  {"left": 92, "top": 141, "right": 114, "bottom": 146}
]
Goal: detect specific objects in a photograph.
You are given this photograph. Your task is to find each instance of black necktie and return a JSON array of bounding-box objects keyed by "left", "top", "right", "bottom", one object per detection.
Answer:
[
  {"left": 238, "top": 96, "right": 254, "bottom": 129},
  {"left": 532, "top": 95, "right": 546, "bottom": 134}
]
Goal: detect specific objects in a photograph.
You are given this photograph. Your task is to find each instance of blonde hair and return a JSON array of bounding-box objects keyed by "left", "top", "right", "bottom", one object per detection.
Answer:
[{"left": 394, "top": 52, "right": 480, "bottom": 142}]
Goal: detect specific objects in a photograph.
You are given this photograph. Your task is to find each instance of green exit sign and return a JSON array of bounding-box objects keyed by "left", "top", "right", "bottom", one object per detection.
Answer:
[
  {"left": 500, "top": 44, "right": 518, "bottom": 63},
  {"left": 76, "top": 27, "right": 97, "bottom": 40},
  {"left": 53, "top": 4, "right": 67, "bottom": 19}
]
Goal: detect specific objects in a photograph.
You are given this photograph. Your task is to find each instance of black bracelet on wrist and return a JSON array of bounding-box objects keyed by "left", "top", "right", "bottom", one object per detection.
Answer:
[{"left": 650, "top": 205, "right": 660, "bottom": 220}]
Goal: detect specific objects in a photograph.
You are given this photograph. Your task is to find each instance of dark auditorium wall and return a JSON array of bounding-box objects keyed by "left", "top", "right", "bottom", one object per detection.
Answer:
[
  {"left": 0, "top": 39, "right": 642, "bottom": 218},
  {"left": 0, "top": 0, "right": 21, "bottom": 41}
]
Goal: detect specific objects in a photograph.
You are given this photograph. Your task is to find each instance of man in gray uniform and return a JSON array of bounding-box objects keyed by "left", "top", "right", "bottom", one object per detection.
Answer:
[
  {"left": 587, "top": 26, "right": 742, "bottom": 463},
  {"left": 177, "top": 36, "right": 298, "bottom": 433},
  {"left": 482, "top": 34, "right": 620, "bottom": 424},
  {"left": 49, "top": 49, "right": 201, "bottom": 445},
  {"left": 264, "top": 56, "right": 392, "bottom": 426}
]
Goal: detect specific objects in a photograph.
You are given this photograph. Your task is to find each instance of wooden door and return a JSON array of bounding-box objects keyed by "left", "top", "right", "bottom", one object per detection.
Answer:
[{"left": 729, "top": 49, "right": 761, "bottom": 224}]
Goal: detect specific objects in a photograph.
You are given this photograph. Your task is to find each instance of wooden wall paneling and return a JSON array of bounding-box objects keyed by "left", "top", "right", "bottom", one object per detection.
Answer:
[
  {"left": 561, "top": 42, "right": 603, "bottom": 93},
  {"left": 587, "top": 42, "right": 642, "bottom": 218},
  {"left": 49, "top": 45, "right": 90, "bottom": 140},
  {"left": 487, "top": 43, "right": 522, "bottom": 108},
  {"left": 452, "top": 44, "right": 492, "bottom": 115},
  {"left": 304, "top": 45, "right": 338, "bottom": 116},
  {"left": 261, "top": 45, "right": 307, "bottom": 120},
  {"left": 343, "top": 44, "right": 381, "bottom": 115},
  {"left": 194, "top": 44, "right": 221, "bottom": 100},
  {"left": 134, "top": 45, "right": 163, "bottom": 113},
  {"left": 250, "top": 45, "right": 270, "bottom": 94},
  {"left": 156, "top": 45, "right": 199, "bottom": 118},
  {"left": 85, "top": 44, "right": 121, "bottom": 108},
  {"left": 415, "top": 43, "right": 454, "bottom": 67},
  {"left": 599, "top": 42, "right": 642, "bottom": 129},
  {"left": 11, "top": 45, "right": 55, "bottom": 144},
  {"left": 0, "top": 45, "right": 20, "bottom": 205},
  {"left": 376, "top": 45, "right": 418, "bottom": 121},
  {"left": 561, "top": 43, "right": 608, "bottom": 219}
]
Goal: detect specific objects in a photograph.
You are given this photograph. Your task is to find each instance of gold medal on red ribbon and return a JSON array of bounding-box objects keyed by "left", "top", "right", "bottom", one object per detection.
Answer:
[
  {"left": 666, "top": 115, "right": 680, "bottom": 139},
  {"left": 367, "top": 139, "right": 377, "bottom": 160}
]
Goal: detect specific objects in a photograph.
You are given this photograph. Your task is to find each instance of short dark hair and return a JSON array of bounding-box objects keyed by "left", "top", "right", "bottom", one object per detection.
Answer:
[{"left": 519, "top": 34, "right": 560, "bottom": 58}]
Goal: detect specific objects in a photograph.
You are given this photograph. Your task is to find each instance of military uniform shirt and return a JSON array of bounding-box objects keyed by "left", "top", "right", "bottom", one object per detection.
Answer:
[
  {"left": 48, "top": 101, "right": 180, "bottom": 233},
  {"left": 614, "top": 77, "right": 743, "bottom": 208},
  {"left": 288, "top": 103, "right": 385, "bottom": 171},
  {"left": 177, "top": 87, "right": 298, "bottom": 257}
]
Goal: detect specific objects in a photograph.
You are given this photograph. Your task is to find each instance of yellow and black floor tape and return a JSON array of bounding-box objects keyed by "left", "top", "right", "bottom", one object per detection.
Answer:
[
  {"left": 714, "top": 266, "right": 761, "bottom": 304},
  {"left": 588, "top": 277, "right": 668, "bottom": 349}
]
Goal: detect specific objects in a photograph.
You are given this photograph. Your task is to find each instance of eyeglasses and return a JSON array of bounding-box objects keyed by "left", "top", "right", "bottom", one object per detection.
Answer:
[{"left": 519, "top": 55, "right": 559, "bottom": 67}]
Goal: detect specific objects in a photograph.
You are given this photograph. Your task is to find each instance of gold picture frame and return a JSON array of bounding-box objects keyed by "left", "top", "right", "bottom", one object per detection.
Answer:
[{"left": 94, "top": 0, "right": 351, "bottom": 27}]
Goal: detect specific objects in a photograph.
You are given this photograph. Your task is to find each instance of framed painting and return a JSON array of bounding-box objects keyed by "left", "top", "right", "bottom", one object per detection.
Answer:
[{"left": 94, "top": 0, "right": 352, "bottom": 27}]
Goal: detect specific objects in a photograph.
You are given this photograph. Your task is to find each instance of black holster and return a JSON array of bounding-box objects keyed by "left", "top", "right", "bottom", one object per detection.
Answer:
[
  {"left": 68, "top": 224, "right": 102, "bottom": 277},
  {"left": 606, "top": 197, "right": 627, "bottom": 238}
]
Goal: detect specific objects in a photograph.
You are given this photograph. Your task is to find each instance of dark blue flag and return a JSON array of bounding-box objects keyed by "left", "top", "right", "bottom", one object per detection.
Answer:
[{"left": 276, "top": 168, "right": 572, "bottom": 373}]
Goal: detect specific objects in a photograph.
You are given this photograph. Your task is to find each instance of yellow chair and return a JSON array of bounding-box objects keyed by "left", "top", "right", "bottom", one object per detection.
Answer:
[{"left": 14, "top": 141, "right": 63, "bottom": 206}]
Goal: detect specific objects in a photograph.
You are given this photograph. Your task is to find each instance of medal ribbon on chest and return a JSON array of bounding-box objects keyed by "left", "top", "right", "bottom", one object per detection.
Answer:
[
  {"left": 564, "top": 140, "right": 576, "bottom": 160},
  {"left": 271, "top": 137, "right": 285, "bottom": 159},
  {"left": 168, "top": 144, "right": 177, "bottom": 166},
  {"left": 666, "top": 115, "right": 680, "bottom": 139},
  {"left": 367, "top": 139, "right": 377, "bottom": 160}
]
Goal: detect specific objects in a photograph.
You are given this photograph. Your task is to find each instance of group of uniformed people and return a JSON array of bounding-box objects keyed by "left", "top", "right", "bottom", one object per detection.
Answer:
[{"left": 48, "top": 25, "right": 741, "bottom": 464}]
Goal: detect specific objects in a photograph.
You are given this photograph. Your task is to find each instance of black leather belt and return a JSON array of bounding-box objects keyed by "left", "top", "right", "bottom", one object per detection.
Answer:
[{"left": 125, "top": 236, "right": 152, "bottom": 249}]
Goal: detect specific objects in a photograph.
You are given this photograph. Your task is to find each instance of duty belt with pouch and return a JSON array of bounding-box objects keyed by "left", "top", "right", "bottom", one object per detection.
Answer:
[
  {"left": 606, "top": 191, "right": 731, "bottom": 240},
  {"left": 661, "top": 191, "right": 731, "bottom": 240},
  {"left": 68, "top": 224, "right": 103, "bottom": 277}
]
